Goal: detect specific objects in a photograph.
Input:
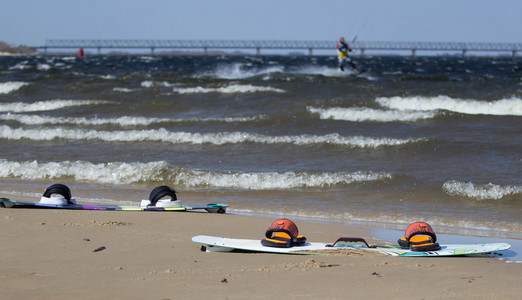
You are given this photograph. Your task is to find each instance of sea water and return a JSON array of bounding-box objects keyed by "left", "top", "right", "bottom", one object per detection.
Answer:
[{"left": 0, "top": 54, "right": 520, "bottom": 243}]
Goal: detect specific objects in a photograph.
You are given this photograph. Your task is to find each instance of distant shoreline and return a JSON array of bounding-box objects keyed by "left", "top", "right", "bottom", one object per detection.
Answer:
[{"left": 0, "top": 41, "right": 37, "bottom": 55}]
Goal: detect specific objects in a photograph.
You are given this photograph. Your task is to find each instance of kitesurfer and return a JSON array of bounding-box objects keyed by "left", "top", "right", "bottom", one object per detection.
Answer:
[{"left": 336, "top": 37, "right": 358, "bottom": 72}]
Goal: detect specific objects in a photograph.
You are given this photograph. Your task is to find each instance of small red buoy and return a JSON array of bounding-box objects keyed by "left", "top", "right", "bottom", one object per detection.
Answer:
[{"left": 78, "top": 48, "right": 84, "bottom": 58}]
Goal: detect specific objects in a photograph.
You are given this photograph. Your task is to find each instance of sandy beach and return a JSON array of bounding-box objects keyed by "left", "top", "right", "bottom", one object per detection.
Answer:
[{"left": 0, "top": 193, "right": 520, "bottom": 300}]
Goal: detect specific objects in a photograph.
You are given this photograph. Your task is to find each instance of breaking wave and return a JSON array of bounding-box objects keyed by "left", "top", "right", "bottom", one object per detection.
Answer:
[
  {"left": 172, "top": 84, "right": 285, "bottom": 94},
  {"left": 0, "top": 159, "right": 392, "bottom": 188},
  {"left": 141, "top": 81, "right": 178, "bottom": 88},
  {"left": 0, "top": 81, "right": 29, "bottom": 94},
  {"left": 0, "top": 113, "right": 265, "bottom": 126},
  {"left": 211, "top": 64, "right": 285, "bottom": 79},
  {"left": 0, "top": 100, "right": 111, "bottom": 113},
  {"left": 443, "top": 180, "right": 522, "bottom": 200},
  {"left": 376, "top": 95, "right": 522, "bottom": 116},
  {"left": 307, "top": 106, "right": 436, "bottom": 122},
  {"left": 0, "top": 125, "right": 424, "bottom": 148}
]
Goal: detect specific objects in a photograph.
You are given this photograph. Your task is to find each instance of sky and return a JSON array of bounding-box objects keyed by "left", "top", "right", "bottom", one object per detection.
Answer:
[{"left": 2, "top": 0, "right": 522, "bottom": 47}]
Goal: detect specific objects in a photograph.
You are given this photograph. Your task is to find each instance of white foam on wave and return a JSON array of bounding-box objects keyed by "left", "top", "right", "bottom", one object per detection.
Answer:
[
  {"left": 0, "top": 113, "right": 264, "bottom": 126},
  {"left": 0, "top": 159, "right": 169, "bottom": 185},
  {"left": 376, "top": 95, "right": 522, "bottom": 116},
  {"left": 113, "top": 87, "right": 135, "bottom": 93},
  {"left": 173, "top": 84, "right": 285, "bottom": 94},
  {"left": 212, "top": 64, "right": 285, "bottom": 79},
  {"left": 307, "top": 106, "right": 436, "bottom": 122},
  {"left": 0, "top": 158, "right": 392, "bottom": 188},
  {"left": 443, "top": 180, "right": 522, "bottom": 200},
  {"left": 295, "top": 66, "right": 348, "bottom": 77},
  {"left": 37, "top": 64, "right": 51, "bottom": 71},
  {"left": 100, "top": 75, "right": 116, "bottom": 80},
  {"left": 204, "top": 63, "right": 362, "bottom": 80},
  {"left": 0, "top": 82, "right": 29, "bottom": 94},
  {"left": 141, "top": 80, "right": 178, "bottom": 88},
  {"left": 0, "top": 125, "right": 424, "bottom": 148},
  {"left": 180, "top": 170, "right": 392, "bottom": 190},
  {"left": 139, "top": 56, "right": 158, "bottom": 62},
  {"left": 8, "top": 62, "right": 31, "bottom": 70},
  {"left": 0, "top": 100, "right": 111, "bottom": 113}
]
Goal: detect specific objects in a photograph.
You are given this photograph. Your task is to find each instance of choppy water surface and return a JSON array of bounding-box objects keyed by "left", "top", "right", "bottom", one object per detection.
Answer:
[{"left": 0, "top": 54, "right": 521, "bottom": 238}]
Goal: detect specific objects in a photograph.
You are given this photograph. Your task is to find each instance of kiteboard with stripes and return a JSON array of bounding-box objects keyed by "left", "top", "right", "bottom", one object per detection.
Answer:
[
  {"left": 0, "top": 198, "right": 227, "bottom": 213},
  {"left": 192, "top": 235, "right": 511, "bottom": 257},
  {"left": 0, "top": 184, "right": 227, "bottom": 213}
]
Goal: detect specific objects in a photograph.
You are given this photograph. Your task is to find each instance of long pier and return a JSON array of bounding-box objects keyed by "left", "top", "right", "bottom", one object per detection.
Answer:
[{"left": 37, "top": 39, "right": 522, "bottom": 57}]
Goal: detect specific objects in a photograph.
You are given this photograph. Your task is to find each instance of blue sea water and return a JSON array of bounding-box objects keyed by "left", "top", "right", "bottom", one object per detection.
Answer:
[{"left": 0, "top": 54, "right": 521, "bottom": 243}]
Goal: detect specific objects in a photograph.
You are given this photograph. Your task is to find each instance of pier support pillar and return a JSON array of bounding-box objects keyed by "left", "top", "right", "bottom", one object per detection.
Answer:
[
  {"left": 97, "top": 47, "right": 101, "bottom": 55},
  {"left": 361, "top": 49, "right": 365, "bottom": 56},
  {"left": 513, "top": 50, "right": 517, "bottom": 58},
  {"left": 256, "top": 47, "right": 260, "bottom": 55},
  {"left": 309, "top": 48, "right": 313, "bottom": 56},
  {"left": 151, "top": 47, "right": 155, "bottom": 56},
  {"left": 462, "top": 49, "right": 467, "bottom": 57},
  {"left": 412, "top": 49, "right": 416, "bottom": 57}
]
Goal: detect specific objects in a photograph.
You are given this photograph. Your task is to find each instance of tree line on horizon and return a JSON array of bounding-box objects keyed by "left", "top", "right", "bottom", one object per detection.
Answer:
[{"left": 0, "top": 41, "right": 36, "bottom": 55}]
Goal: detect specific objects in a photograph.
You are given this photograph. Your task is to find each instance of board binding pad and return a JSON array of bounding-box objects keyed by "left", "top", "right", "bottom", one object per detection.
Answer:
[
  {"left": 0, "top": 184, "right": 227, "bottom": 213},
  {"left": 192, "top": 235, "right": 511, "bottom": 257}
]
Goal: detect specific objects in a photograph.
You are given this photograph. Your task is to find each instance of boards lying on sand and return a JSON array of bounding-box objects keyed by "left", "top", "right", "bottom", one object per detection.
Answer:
[
  {"left": 191, "top": 235, "right": 511, "bottom": 257},
  {"left": 0, "top": 184, "right": 227, "bottom": 213},
  {"left": 0, "top": 198, "right": 227, "bottom": 213}
]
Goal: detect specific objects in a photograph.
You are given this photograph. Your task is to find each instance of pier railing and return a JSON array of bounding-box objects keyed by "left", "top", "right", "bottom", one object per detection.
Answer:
[{"left": 38, "top": 39, "right": 522, "bottom": 57}]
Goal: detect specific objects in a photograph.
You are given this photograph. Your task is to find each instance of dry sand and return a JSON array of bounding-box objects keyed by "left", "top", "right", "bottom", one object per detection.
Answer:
[{"left": 1, "top": 195, "right": 521, "bottom": 300}]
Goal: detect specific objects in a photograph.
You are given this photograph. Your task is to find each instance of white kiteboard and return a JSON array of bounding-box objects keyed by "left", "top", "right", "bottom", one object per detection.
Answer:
[
  {"left": 192, "top": 235, "right": 511, "bottom": 257},
  {"left": 193, "top": 235, "right": 328, "bottom": 255}
]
